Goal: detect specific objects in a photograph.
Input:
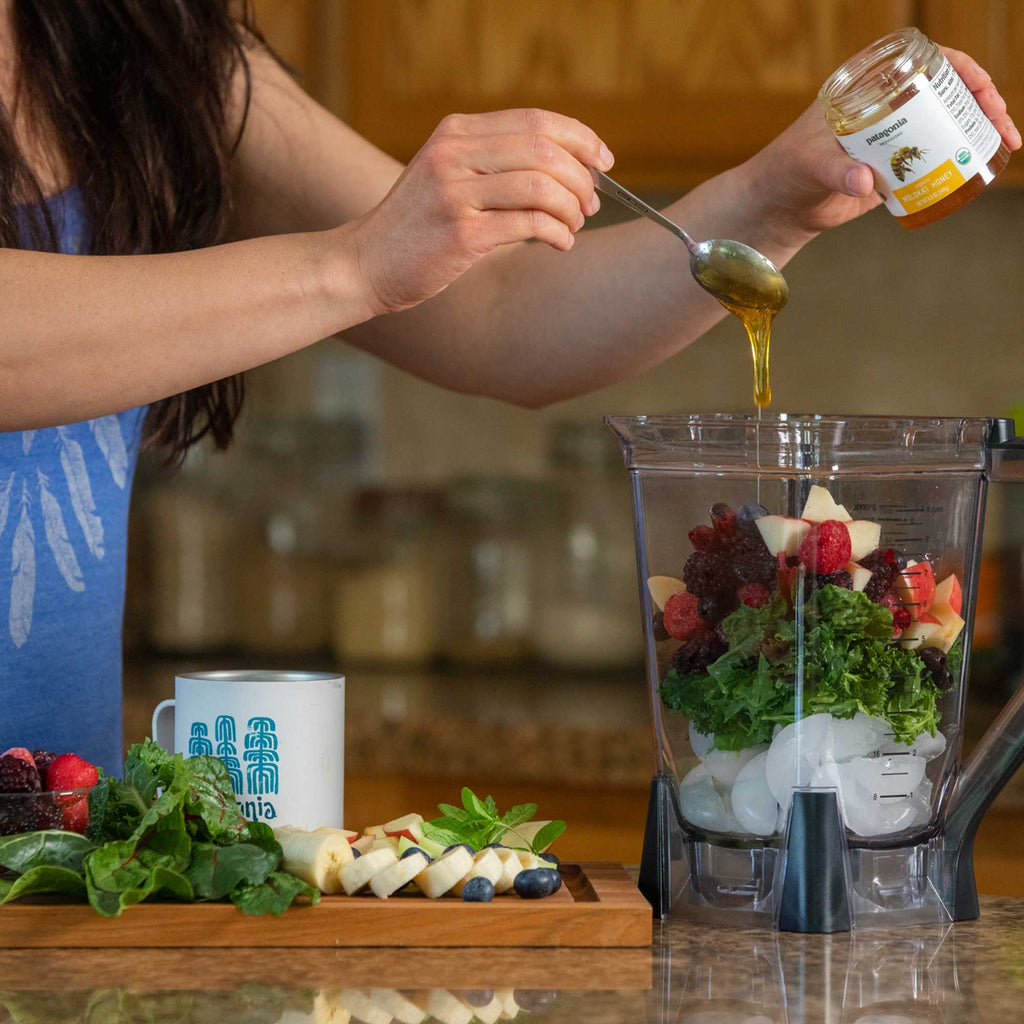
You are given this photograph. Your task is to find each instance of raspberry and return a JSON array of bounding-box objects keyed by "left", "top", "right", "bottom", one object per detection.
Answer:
[
  {"left": 663, "top": 591, "right": 705, "bottom": 641},
  {"left": 0, "top": 754, "right": 41, "bottom": 794},
  {"left": 668, "top": 631, "right": 728, "bottom": 675},
  {"left": 732, "top": 533, "right": 777, "bottom": 587},
  {"left": 798, "top": 520, "right": 851, "bottom": 575},
  {"left": 688, "top": 524, "right": 718, "bottom": 552},
  {"left": 738, "top": 583, "right": 771, "bottom": 607},
  {"left": 710, "top": 503, "right": 740, "bottom": 544},
  {"left": 683, "top": 550, "right": 735, "bottom": 597}
]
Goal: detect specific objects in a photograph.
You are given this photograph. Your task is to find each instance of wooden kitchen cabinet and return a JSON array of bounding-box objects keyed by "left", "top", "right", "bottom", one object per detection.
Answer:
[
  {"left": 920, "top": 1, "right": 1024, "bottom": 184},
  {"left": 333, "top": 0, "right": 913, "bottom": 189}
]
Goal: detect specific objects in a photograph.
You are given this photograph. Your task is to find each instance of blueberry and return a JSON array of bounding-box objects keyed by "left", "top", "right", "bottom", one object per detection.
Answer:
[
  {"left": 444, "top": 843, "right": 475, "bottom": 856},
  {"left": 483, "top": 842, "right": 505, "bottom": 849},
  {"left": 462, "top": 876, "right": 495, "bottom": 902},
  {"left": 538, "top": 852, "right": 560, "bottom": 867},
  {"left": 514, "top": 990, "right": 558, "bottom": 1012},
  {"left": 351, "top": 848, "right": 361, "bottom": 859},
  {"left": 737, "top": 502, "right": 768, "bottom": 529},
  {"left": 460, "top": 990, "right": 495, "bottom": 1007},
  {"left": 400, "top": 847, "right": 430, "bottom": 862},
  {"left": 513, "top": 867, "right": 561, "bottom": 899}
]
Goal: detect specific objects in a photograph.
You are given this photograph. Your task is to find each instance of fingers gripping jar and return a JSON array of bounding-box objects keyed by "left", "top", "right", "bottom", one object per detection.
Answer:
[{"left": 819, "top": 27, "right": 1010, "bottom": 229}]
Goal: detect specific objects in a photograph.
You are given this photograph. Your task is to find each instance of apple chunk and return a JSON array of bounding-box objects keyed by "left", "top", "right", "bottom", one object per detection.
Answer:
[
  {"left": 801, "top": 485, "right": 852, "bottom": 523},
  {"left": 933, "top": 574, "right": 963, "bottom": 616},
  {"left": 895, "top": 559, "right": 937, "bottom": 621},
  {"left": 756, "top": 515, "right": 812, "bottom": 557},
  {"left": 846, "top": 521, "right": 881, "bottom": 562},
  {"left": 846, "top": 562, "right": 872, "bottom": 592},
  {"left": 900, "top": 616, "right": 942, "bottom": 650},
  {"left": 383, "top": 812, "right": 425, "bottom": 843},
  {"left": 920, "top": 601, "right": 965, "bottom": 653}
]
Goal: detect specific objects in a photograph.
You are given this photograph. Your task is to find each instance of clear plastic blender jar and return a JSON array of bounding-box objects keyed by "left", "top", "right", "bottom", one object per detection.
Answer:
[{"left": 607, "top": 413, "right": 1024, "bottom": 931}]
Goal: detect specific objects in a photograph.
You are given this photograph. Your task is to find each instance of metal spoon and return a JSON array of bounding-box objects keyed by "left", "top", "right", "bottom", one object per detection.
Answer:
[{"left": 589, "top": 168, "right": 789, "bottom": 312}]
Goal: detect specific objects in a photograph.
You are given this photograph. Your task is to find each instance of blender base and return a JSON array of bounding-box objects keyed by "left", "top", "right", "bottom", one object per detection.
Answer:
[{"left": 639, "top": 771, "right": 971, "bottom": 931}]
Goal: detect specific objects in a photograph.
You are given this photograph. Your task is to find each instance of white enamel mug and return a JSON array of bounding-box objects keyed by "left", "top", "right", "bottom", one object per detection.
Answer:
[{"left": 152, "top": 670, "right": 344, "bottom": 829}]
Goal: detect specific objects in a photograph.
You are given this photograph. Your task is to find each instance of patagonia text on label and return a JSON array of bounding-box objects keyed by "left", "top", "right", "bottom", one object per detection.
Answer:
[{"left": 865, "top": 118, "right": 909, "bottom": 146}]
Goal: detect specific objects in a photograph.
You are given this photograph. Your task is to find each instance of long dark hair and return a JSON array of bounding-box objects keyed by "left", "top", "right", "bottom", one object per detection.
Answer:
[{"left": 1, "top": 0, "right": 257, "bottom": 460}]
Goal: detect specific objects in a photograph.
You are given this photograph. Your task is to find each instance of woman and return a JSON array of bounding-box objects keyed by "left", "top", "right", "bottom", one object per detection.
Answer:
[{"left": 0, "top": 1, "right": 1017, "bottom": 772}]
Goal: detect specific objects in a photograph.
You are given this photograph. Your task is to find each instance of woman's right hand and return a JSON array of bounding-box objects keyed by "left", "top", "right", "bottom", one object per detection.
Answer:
[{"left": 345, "top": 108, "right": 614, "bottom": 315}]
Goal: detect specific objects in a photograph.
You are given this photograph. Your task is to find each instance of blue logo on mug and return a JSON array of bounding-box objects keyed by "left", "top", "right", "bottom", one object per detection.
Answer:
[
  {"left": 244, "top": 716, "right": 280, "bottom": 796},
  {"left": 188, "top": 721, "right": 213, "bottom": 756},
  {"left": 214, "top": 715, "right": 244, "bottom": 793}
]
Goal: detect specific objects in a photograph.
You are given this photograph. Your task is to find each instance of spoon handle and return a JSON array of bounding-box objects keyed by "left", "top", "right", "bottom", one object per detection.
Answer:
[{"left": 589, "top": 168, "right": 699, "bottom": 255}]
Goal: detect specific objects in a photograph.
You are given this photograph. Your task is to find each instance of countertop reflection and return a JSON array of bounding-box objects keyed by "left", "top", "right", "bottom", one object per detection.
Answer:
[{"left": 3, "top": 895, "right": 1024, "bottom": 1022}]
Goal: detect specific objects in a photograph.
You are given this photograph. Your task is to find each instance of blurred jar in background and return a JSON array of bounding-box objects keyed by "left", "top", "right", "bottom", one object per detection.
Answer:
[
  {"left": 442, "top": 477, "right": 540, "bottom": 664},
  {"left": 141, "top": 442, "right": 238, "bottom": 653},
  {"left": 332, "top": 488, "right": 442, "bottom": 665},
  {"left": 237, "top": 414, "right": 363, "bottom": 656},
  {"left": 531, "top": 421, "right": 642, "bottom": 670}
]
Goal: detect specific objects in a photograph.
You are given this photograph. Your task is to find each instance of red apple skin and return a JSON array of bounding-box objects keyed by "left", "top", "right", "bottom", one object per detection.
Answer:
[
  {"left": 384, "top": 823, "right": 424, "bottom": 844},
  {"left": 897, "top": 561, "right": 937, "bottom": 621},
  {"left": 934, "top": 574, "right": 963, "bottom": 616}
]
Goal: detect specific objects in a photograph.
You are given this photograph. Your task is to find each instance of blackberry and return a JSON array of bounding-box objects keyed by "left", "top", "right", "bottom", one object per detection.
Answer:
[
  {"left": 683, "top": 550, "right": 735, "bottom": 597},
  {"left": 861, "top": 549, "right": 899, "bottom": 603},
  {"left": 919, "top": 647, "right": 956, "bottom": 691},
  {"left": 669, "top": 631, "right": 728, "bottom": 675},
  {"left": 32, "top": 750, "right": 56, "bottom": 788},
  {"left": 30, "top": 797, "right": 65, "bottom": 831},
  {"left": 698, "top": 590, "right": 738, "bottom": 625},
  {"left": 819, "top": 570, "right": 853, "bottom": 590},
  {"left": 0, "top": 754, "right": 41, "bottom": 794},
  {"left": 0, "top": 803, "right": 26, "bottom": 836},
  {"left": 732, "top": 533, "right": 777, "bottom": 587}
]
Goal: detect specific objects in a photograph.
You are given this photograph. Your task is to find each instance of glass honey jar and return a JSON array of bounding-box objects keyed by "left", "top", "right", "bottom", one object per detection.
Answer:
[{"left": 819, "top": 27, "right": 1009, "bottom": 229}]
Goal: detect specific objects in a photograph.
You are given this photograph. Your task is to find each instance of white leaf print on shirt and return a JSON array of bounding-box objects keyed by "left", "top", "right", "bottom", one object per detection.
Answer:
[
  {"left": 57, "top": 426, "right": 105, "bottom": 559},
  {"left": 22, "top": 431, "right": 35, "bottom": 455},
  {"left": 0, "top": 471, "right": 13, "bottom": 539},
  {"left": 9, "top": 484, "right": 36, "bottom": 648},
  {"left": 37, "top": 469, "right": 84, "bottom": 592},
  {"left": 88, "top": 416, "right": 128, "bottom": 489}
]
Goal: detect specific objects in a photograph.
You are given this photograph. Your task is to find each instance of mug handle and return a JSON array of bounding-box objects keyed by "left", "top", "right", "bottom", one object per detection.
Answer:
[{"left": 152, "top": 699, "right": 175, "bottom": 751}]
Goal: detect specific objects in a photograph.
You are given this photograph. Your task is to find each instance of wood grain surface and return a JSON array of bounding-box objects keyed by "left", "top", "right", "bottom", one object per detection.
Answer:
[{"left": 0, "top": 862, "right": 652, "bottom": 949}]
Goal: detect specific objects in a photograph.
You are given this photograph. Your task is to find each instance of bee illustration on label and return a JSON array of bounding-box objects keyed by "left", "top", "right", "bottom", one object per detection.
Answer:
[{"left": 889, "top": 145, "right": 928, "bottom": 182}]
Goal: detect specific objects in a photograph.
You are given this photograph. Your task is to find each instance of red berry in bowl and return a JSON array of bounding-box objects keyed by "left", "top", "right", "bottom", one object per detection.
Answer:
[
  {"left": 0, "top": 754, "right": 41, "bottom": 793},
  {"left": 46, "top": 753, "right": 98, "bottom": 831},
  {"left": 2, "top": 747, "right": 37, "bottom": 768},
  {"left": 798, "top": 520, "right": 851, "bottom": 575}
]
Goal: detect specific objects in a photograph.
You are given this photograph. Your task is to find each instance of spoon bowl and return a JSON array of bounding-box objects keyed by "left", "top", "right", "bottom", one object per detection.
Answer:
[{"left": 588, "top": 168, "right": 789, "bottom": 313}]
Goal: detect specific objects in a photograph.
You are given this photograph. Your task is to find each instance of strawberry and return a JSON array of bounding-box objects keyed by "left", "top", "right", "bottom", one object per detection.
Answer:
[
  {"left": 798, "top": 520, "right": 851, "bottom": 575},
  {"left": 2, "top": 747, "right": 36, "bottom": 768},
  {"left": 46, "top": 753, "right": 98, "bottom": 833},
  {"left": 738, "top": 583, "right": 772, "bottom": 608},
  {"left": 662, "top": 590, "right": 707, "bottom": 641}
]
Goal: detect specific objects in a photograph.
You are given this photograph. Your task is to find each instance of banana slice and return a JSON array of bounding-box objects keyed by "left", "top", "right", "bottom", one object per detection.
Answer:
[
  {"left": 427, "top": 989, "right": 474, "bottom": 1024},
  {"left": 451, "top": 848, "right": 503, "bottom": 897},
  {"left": 496, "top": 989, "right": 521, "bottom": 1020},
  {"left": 339, "top": 990, "right": 390, "bottom": 1024},
  {"left": 274, "top": 825, "right": 354, "bottom": 894},
  {"left": 370, "top": 849, "right": 430, "bottom": 899},
  {"left": 369, "top": 989, "right": 427, "bottom": 1024},
  {"left": 312, "top": 989, "right": 352, "bottom": 1024},
  {"left": 340, "top": 847, "right": 398, "bottom": 895},
  {"left": 492, "top": 848, "right": 522, "bottom": 894},
  {"left": 464, "top": 993, "right": 502, "bottom": 1024},
  {"left": 514, "top": 851, "right": 544, "bottom": 871},
  {"left": 415, "top": 846, "right": 474, "bottom": 899}
]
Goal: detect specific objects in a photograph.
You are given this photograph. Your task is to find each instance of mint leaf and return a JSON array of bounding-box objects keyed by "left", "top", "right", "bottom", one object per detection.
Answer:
[
  {"left": 421, "top": 822, "right": 466, "bottom": 847},
  {"left": 461, "top": 787, "right": 488, "bottom": 818},
  {"left": 231, "top": 871, "right": 320, "bottom": 916},
  {"left": 528, "top": 820, "right": 566, "bottom": 854},
  {"left": 500, "top": 803, "right": 537, "bottom": 829},
  {"left": 484, "top": 795, "right": 498, "bottom": 816},
  {"left": 0, "top": 830, "right": 94, "bottom": 874},
  {"left": 436, "top": 803, "right": 470, "bottom": 823},
  {"left": 0, "top": 865, "right": 87, "bottom": 904}
]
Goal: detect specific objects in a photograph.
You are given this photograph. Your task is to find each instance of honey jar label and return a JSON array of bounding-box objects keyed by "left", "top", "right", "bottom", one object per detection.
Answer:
[{"left": 835, "top": 58, "right": 1001, "bottom": 216}]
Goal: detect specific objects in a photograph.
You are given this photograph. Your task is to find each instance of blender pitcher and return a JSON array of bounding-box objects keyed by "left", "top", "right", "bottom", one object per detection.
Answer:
[{"left": 607, "top": 413, "right": 1024, "bottom": 931}]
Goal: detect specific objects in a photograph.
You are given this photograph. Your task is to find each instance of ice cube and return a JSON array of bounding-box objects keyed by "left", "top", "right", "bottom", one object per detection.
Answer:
[
  {"left": 889, "top": 729, "right": 947, "bottom": 761},
  {"left": 704, "top": 744, "right": 768, "bottom": 786},
  {"left": 765, "top": 714, "right": 833, "bottom": 811},
  {"left": 823, "top": 712, "right": 889, "bottom": 763},
  {"left": 678, "top": 765, "right": 742, "bottom": 833},
  {"left": 831, "top": 757, "right": 925, "bottom": 836},
  {"left": 730, "top": 751, "right": 779, "bottom": 835},
  {"left": 689, "top": 721, "right": 714, "bottom": 761}
]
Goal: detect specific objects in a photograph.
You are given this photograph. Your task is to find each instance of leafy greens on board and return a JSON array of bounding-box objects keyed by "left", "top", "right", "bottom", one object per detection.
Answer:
[
  {"left": 660, "top": 587, "right": 955, "bottom": 750},
  {"left": 421, "top": 787, "right": 566, "bottom": 853},
  {"left": 0, "top": 740, "right": 319, "bottom": 917}
]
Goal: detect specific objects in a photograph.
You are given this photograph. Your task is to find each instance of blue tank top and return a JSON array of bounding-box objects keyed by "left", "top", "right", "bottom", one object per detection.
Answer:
[{"left": 1, "top": 187, "right": 146, "bottom": 773}]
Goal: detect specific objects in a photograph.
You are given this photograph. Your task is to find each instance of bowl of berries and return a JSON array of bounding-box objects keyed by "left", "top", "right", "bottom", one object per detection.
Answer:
[{"left": 0, "top": 748, "right": 100, "bottom": 836}]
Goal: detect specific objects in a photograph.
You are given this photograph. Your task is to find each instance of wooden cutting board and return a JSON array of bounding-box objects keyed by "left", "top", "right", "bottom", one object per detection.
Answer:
[{"left": 1, "top": 862, "right": 652, "bottom": 948}]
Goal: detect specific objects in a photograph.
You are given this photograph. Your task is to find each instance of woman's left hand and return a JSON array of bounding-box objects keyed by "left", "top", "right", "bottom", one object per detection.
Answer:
[{"left": 743, "top": 46, "right": 1021, "bottom": 244}]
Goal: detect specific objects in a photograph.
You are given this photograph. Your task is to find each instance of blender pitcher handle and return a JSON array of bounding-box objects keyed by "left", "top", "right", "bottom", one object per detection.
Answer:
[
  {"left": 945, "top": 676, "right": 1024, "bottom": 920},
  {"left": 987, "top": 418, "right": 1024, "bottom": 481}
]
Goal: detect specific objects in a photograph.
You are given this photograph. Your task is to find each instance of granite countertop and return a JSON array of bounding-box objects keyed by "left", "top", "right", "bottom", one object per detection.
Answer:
[{"left": 2, "top": 894, "right": 1023, "bottom": 1022}]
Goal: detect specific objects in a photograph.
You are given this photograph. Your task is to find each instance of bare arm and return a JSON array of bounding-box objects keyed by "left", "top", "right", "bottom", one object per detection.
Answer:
[{"left": 233, "top": 46, "right": 1020, "bottom": 407}]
